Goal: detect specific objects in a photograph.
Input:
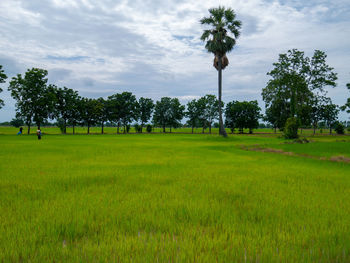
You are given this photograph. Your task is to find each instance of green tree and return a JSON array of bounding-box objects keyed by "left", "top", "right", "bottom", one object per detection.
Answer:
[
  {"left": 225, "top": 100, "right": 261, "bottom": 134},
  {"left": 185, "top": 99, "right": 200, "bottom": 134},
  {"left": 81, "top": 98, "right": 103, "bottom": 134},
  {"left": 107, "top": 92, "right": 138, "bottom": 133},
  {"left": 262, "top": 49, "right": 337, "bottom": 130},
  {"left": 198, "top": 95, "right": 220, "bottom": 134},
  {"left": 322, "top": 103, "right": 339, "bottom": 134},
  {"left": 200, "top": 6, "right": 242, "bottom": 137},
  {"left": 97, "top": 97, "right": 109, "bottom": 134},
  {"left": 137, "top": 97, "right": 154, "bottom": 133},
  {"left": 50, "top": 85, "right": 80, "bottom": 134},
  {"left": 153, "top": 97, "right": 184, "bottom": 133},
  {"left": 0, "top": 65, "right": 7, "bottom": 109},
  {"left": 8, "top": 68, "right": 54, "bottom": 133}
]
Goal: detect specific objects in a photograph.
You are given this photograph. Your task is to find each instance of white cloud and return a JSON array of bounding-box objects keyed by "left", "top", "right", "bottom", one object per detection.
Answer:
[{"left": 0, "top": 0, "right": 349, "bottom": 121}]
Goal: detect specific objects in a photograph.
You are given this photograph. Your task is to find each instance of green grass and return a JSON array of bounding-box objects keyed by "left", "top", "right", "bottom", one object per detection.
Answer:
[{"left": 1, "top": 129, "right": 350, "bottom": 262}]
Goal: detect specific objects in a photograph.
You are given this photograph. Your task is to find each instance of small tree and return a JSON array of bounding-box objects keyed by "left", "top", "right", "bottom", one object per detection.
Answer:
[
  {"left": 334, "top": 122, "right": 345, "bottom": 135},
  {"left": 186, "top": 99, "right": 200, "bottom": 134},
  {"left": 284, "top": 117, "right": 299, "bottom": 139}
]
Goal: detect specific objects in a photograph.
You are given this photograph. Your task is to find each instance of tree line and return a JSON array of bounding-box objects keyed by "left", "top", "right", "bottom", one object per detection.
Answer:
[{"left": 1, "top": 67, "right": 262, "bottom": 135}]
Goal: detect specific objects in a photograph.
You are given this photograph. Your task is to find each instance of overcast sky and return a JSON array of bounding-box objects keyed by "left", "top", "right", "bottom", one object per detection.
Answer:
[{"left": 0, "top": 0, "right": 349, "bottom": 121}]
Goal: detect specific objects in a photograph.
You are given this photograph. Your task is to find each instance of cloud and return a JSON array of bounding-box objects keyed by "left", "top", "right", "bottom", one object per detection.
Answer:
[{"left": 0, "top": 0, "right": 349, "bottom": 121}]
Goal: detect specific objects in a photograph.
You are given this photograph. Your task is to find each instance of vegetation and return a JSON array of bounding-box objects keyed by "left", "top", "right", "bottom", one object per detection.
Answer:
[
  {"left": 262, "top": 49, "right": 338, "bottom": 132},
  {"left": 283, "top": 117, "right": 299, "bottom": 139},
  {"left": 200, "top": 7, "right": 242, "bottom": 137},
  {"left": 1, "top": 131, "right": 350, "bottom": 262}
]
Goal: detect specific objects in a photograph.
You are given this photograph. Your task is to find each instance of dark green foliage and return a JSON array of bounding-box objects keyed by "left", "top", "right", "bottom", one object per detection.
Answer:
[
  {"left": 334, "top": 122, "right": 345, "bottom": 135},
  {"left": 8, "top": 68, "right": 54, "bottom": 133},
  {"left": 153, "top": 97, "right": 184, "bottom": 132},
  {"left": 284, "top": 117, "right": 299, "bottom": 139},
  {"left": 0, "top": 65, "right": 7, "bottom": 109},
  {"left": 198, "top": 95, "right": 220, "bottom": 134},
  {"left": 50, "top": 85, "right": 80, "bottom": 134},
  {"left": 225, "top": 100, "right": 261, "bottom": 133},
  {"left": 10, "top": 118, "right": 24, "bottom": 128},
  {"left": 107, "top": 92, "right": 138, "bottom": 133},
  {"left": 262, "top": 49, "right": 337, "bottom": 130},
  {"left": 185, "top": 99, "right": 201, "bottom": 133},
  {"left": 146, "top": 124, "right": 152, "bottom": 133},
  {"left": 322, "top": 103, "right": 339, "bottom": 134},
  {"left": 137, "top": 97, "right": 154, "bottom": 133},
  {"left": 134, "top": 124, "right": 142, "bottom": 133},
  {"left": 56, "top": 118, "right": 66, "bottom": 134}
]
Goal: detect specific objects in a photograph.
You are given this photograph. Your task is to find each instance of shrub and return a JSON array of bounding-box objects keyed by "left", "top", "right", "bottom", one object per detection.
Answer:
[
  {"left": 284, "top": 117, "right": 299, "bottom": 139},
  {"left": 56, "top": 118, "right": 65, "bottom": 134},
  {"left": 146, "top": 124, "right": 152, "bottom": 133},
  {"left": 334, "top": 122, "right": 345, "bottom": 135},
  {"left": 134, "top": 124, "right": 142, "bottom": 133}
]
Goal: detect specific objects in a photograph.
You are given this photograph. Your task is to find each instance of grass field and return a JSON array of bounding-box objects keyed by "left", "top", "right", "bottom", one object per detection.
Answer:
[{"left": 1, "top": 128, "right": 350, "bottom": 262}]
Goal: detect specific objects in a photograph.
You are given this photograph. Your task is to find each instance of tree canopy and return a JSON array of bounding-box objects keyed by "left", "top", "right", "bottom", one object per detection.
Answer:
[{"left": 0, "top": 65, "right": 7, "bottom": 109}]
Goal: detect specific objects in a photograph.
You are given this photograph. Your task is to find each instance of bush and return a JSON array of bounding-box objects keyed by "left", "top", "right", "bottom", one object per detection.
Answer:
[
  {"left": 284, "top": 117, "right": 299, "bottom": 139},
  {"left": 146, "top": 124, "right": 152, "bottom": 133},
  {"left": 134, "top": 124, "right": 142, "bottom": 133},
  {"left": 56, "top": 118, "right": 65, "bottom": 134},
  {"left": 334, "top": 122, "right": 345, "bottom": 135}
]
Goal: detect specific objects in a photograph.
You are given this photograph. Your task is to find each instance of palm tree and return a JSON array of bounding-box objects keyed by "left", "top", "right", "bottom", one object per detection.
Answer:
[{"left": 200, "top": 7, "right": 241, "bottom": 137}]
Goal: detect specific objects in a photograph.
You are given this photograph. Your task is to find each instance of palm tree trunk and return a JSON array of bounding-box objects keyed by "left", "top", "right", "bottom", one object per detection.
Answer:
[{"left": 218, "top": 56, "right": 228, "bottom": 137}]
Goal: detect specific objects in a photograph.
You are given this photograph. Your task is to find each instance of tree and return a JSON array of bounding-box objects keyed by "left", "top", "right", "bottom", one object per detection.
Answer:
[
  {"left": 8, "top": 68, "right": 54, "bottom": 133},
  {"left": 107, "top": 92, "right": 138, "bottom": 133},
  {"left": 262, "top": 49, "right": 337, "bottom": 130},
  {"left": 153, "top": 97, "right": 184, "bottom": 132},
  {"left": 169, "top": 98, "right": 185, "bottom": 132},
  {"left": 225, "top": 100, "right": 261, "bottom": 134},
  {"left": 50, "top": 85, "right": 80, "bottom": 134},
  {"left": 96, "top": 97, "right": 109, "bottom": 134},
  {"left": 137, "top": 97, "right": 154, "bottom": 133},
  {"left": 200, "top": 6, "right": 242, "bottom": 137},
  {"left": 186, "top": 99, "right": 201, "bottom": 134},
  {"left": 80, "top": 98, "right": 102, "bottom": 134},
  {"left": 0, "top": 65, "right": 7, "bottom": 109},
  {"left": 198, "top": 95, "right": 220, "bottom": 134},
  {"left": 322, "top": 103, "right": 339, "bottom": 134}
]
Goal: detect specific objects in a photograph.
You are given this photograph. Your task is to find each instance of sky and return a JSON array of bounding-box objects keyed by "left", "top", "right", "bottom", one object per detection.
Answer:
[{"left": 0, "top": 0, "right": 349, "bottom": 121}]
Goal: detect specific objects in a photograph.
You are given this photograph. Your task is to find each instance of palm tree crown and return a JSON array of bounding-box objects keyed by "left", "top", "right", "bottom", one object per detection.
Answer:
[{"left": 200, "top": 7, "right": 241, "bottom": 69}]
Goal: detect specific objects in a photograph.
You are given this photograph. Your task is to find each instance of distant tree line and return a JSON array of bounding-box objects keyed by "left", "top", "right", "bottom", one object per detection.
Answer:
[
  {"left": 2, "top": 67, "right": 263, "bottom": 134},
  {"left": 1, "top": 48, "right": 349, "bottom": 136}
]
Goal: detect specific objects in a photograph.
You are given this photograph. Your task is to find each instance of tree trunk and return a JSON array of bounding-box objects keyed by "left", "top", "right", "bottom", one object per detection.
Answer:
[
  {"left": 274, "top": 127, "right": 277, "bottom": 133},
  {"left": 163, "top": 124, "right": 166, "bottom": 133},
  {"left": 170, "top": 127, "right": 172, "bottom": 133},
  {"left": 101, "top": 122, "right": 104, "bottom": 134},
  {"left": 64, "top": 119, "right": 67, "bottom": 134},
  {"left": 300, "top": 128, "right": 303, "bottom": 134},
  {"left": 192, "top": 126, "right": 194, "bottom": 134},
  {"left": 27, "top": 123, "right": 31, "bottom": 135},
  {"left": 117, "top": 122, "right": 120, "bottom": 134},
  {"left": 313, "top": 124, "right": 316, "bottom": 135},
  {"left": 73, "top": 124, "right": 75, "bottom": 135},
  {"left": 218, "top": 55, "right": 228, "bottom": 137},
  {"left": 87, "top": 125, "right": 90, "bottom": 134},
  {"left": 141, "top": 122, "right": 143, "bottom": 133},
  {"left": 209, "top": 124, "right": 211, "bottom": 134}
]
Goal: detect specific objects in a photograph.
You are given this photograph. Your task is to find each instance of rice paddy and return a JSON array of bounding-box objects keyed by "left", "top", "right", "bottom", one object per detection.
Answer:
[{"left": 0, "top": 128, "right": 349, "bottom": 262}]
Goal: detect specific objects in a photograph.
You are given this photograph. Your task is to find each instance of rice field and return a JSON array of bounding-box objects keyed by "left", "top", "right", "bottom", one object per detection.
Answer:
[{"left": 0, "top": 128, "right": 350, "bottom": 262}]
